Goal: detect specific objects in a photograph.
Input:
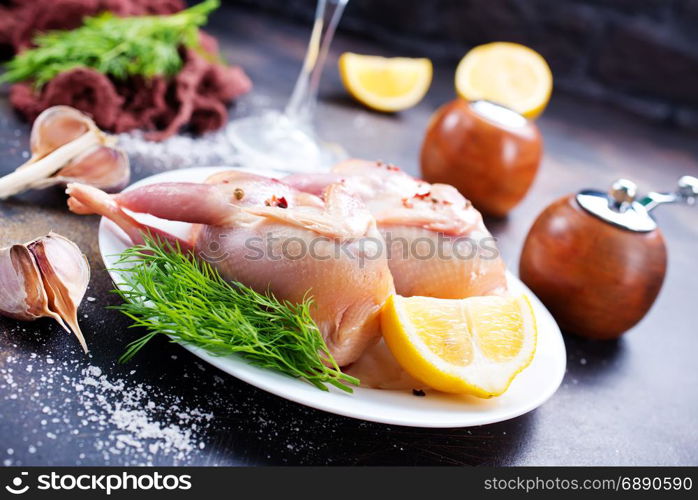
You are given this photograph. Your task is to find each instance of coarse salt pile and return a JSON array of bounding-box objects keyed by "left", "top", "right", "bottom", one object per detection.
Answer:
[{"left": 118, "top": 129, "right": 243, "bottom": 173}]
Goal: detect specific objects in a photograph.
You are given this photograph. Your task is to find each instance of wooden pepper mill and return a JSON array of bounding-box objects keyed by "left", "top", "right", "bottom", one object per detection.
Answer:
[{"left": 520, "top": 176, "right": 697, "bottom": 339}]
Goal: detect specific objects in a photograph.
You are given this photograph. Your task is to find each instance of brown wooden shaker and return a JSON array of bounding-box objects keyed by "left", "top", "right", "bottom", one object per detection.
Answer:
[
  {"left": 520, "top": 176, "right": 697, "bottom": 339},
  {"left": 420, "top": 99, "right": 542, "bottom": 217}
]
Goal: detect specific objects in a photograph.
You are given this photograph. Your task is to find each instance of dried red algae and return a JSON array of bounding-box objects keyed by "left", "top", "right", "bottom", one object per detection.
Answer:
[
  {"left": 1, "top": 0, "right": 252, "bottom": 141},
  {"left": 11, "top": 69, "right": 125, "bottom": 131}
]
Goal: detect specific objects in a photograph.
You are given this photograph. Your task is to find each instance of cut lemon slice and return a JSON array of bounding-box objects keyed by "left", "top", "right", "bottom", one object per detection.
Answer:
[
  {"left": 381, "top": 294, "right": 537, "bottom": 397},
  {"left": 455, "top": 42, "right": 552, "bottom": 119},
  {"left": 339, "top": 52, "right": 433, "bottom": 112}
]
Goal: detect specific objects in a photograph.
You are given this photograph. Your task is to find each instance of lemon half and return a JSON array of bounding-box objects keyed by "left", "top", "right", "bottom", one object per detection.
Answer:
[{"left": 381, "top": 294, "right": 537, "bottom": 397}]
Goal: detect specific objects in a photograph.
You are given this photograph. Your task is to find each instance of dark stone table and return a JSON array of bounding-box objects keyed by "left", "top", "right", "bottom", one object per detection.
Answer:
[{"left": 1, "top": 5, "right": 697, "bottom": 466}]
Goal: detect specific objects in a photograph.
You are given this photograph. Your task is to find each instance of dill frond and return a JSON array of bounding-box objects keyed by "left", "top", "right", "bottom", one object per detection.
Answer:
[
  {"left": 0, "top": 0, "right": 220, "bottom": 88},
  {"left": 111, "top": 236, "right": 359, "bottom": 393}
]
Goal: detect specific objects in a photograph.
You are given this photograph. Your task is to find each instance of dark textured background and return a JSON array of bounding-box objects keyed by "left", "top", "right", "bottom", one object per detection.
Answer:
[
  {"left": 1, "top": 3, "right": 697, "bottom": 467},
  {"left": 227, "top": 0, "right": 698, "bottom": 130}
]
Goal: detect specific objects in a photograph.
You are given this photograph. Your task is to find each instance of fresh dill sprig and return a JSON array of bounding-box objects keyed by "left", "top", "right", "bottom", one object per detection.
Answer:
[
  {"left": 111, "top": 236, "right": 359, "bottom": 393},
  {"left": 0, "top": 0, "right": 220, "bottom": 88}
]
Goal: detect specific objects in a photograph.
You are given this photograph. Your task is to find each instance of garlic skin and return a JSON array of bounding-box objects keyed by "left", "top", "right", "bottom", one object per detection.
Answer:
[
  {"left": 0, "top": 105, "right": 130, "bottom": 199},
  {"left": 0, "top": 233, "right": 91, "bottom": 352}
]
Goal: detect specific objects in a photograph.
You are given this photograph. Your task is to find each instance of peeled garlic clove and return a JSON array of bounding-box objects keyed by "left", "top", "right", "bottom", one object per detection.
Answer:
[
  {"left": 33, "top": 145, "right": 131, "bottom": 193},
  {"left": 27, "top": 233, "right": 91, "bottom": 353},
  {"left": 0, "top": 244, "right": 65, "bottom": 327}
]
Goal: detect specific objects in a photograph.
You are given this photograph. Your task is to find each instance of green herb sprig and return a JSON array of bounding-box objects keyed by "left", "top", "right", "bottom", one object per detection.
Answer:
[
  {"left": 0, "top": 0, "right": 220, "bottom": 88},
  {"left": 112, "top": 236, "right": 359, "bottom": 393}
]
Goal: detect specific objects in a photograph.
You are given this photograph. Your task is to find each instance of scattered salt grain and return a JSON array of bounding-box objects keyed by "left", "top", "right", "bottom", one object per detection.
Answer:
[{"left": 1, "top": 354, "right": 215, "bottom": 465}]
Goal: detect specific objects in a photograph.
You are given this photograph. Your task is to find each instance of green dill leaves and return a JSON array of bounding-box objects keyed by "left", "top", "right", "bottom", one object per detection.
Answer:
[
  {"left": 112, "top": 236, "right": 359, "bottom": 393},
  {"left": 0, "top": 0, "right": 220, "bottom": 88}
]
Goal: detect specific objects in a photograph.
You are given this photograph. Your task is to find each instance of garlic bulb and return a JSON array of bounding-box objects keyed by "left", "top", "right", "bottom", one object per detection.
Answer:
[
  {"left": 0, "top": 106, "right": 130, "bottom": 199},
  {"left": 0, "top": 233, "right": 91, "bottom": 352}
]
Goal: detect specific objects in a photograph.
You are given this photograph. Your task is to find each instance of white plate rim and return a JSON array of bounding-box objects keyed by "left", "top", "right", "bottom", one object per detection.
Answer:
[{"left": 98, "top": 166, "right": 566, "bottom": 428}]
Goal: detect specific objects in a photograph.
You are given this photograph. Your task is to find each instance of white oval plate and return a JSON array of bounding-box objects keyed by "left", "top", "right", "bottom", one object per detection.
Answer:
[{"left": 99, "top": 166, "right": 566, "bottom": 428}]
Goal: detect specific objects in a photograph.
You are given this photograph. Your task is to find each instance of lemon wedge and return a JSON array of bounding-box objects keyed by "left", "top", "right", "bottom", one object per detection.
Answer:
[
  {"left": 339, "top": 52, "right": 433, "bottom": 112},
  {"left": 455, "top": 42, "right": 552, "bottom": 119},
  {"left": 381, "top": 294, "right": 537, "bottom": 397}
]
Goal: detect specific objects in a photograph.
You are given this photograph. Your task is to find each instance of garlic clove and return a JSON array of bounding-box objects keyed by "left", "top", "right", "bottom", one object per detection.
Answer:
[
  {"left": 26, "top": 106, "right": 92, "bottom": 166},
  {"left": 55, "top": 146, "right": 130, "bottom": 193},
  {"left": 31, "top": 145, "right": 131, "bottom": 193},
  {"left": 0, "top": 244, "right": 65, "bottom": 326},
  {"left": 0, "top": 233, "right": 90, "bottom": 351},
  {"left": 0, "top": 105, "right": 118, "bottom": 200},
  {"left": 0, "top": 245, "right": 36, "bottom": 321},
  {"left": 26, "top": 233, "right": 91, "bottom": 353}
]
